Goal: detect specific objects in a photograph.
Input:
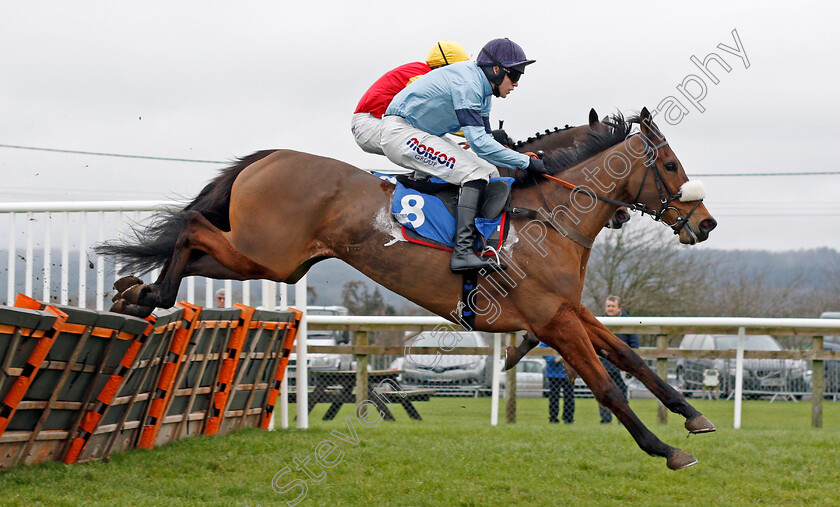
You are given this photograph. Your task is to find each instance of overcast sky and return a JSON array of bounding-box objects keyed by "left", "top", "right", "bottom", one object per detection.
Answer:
[{"left": 2, "top": 1, "right": 839, "bottom": 252}]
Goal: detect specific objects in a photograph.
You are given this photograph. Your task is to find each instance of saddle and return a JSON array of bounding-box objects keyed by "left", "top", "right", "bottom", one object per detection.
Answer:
[{"left": 378, "top": 173, "right": 514, "bottom": 254}]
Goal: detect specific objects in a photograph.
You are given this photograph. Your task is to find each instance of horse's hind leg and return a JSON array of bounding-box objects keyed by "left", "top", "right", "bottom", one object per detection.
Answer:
[
  {"left": 118, "top": 211, "right": 280, "bottom": 312},
  {"left": 578, "top": 309, "right": 716, "bottom": 434},
  {"left": 538, "top": 303, "right": 697, "bottom": 470}
]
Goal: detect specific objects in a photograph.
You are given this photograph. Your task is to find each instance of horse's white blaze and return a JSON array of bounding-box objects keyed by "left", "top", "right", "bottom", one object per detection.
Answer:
[{"left": 679, "top": 180, "right": 706, "bottom": 202}]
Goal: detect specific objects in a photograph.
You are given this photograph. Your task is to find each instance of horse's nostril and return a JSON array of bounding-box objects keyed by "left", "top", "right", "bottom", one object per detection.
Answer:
[{"left": 700, "top": 218, "right": 717, "bottom": 233}]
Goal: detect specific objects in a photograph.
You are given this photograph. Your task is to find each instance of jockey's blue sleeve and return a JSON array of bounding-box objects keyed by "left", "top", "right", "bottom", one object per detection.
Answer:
[{"left": 461, "top": 124, "right": 530, "bottom": 169}]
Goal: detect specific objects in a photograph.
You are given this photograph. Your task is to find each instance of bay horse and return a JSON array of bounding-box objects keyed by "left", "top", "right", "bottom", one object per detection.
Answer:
[{"left": 99, "top": 107, "right": 717, "bottom": 470}]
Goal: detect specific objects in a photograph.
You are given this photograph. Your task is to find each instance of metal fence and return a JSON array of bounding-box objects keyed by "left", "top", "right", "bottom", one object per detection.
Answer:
[
  {"left": 289, "top": 315, "right": 840, "bottom": 431},
  {"left": 0, "top": 201, "right": 288, "bottom": 310}
]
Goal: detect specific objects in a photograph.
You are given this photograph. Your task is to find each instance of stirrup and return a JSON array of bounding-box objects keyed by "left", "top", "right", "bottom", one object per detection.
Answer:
[
  {"left": 480, "top": 246, "right": 507, "bottom": 271},
  {"left": 450, "top": 252, "right": 506, "bottom": 273}
]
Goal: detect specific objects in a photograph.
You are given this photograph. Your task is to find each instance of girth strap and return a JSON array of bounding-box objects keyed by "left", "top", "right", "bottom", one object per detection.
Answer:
[{"left": 460, "top": 271, "right": 477, "bottom": 330}]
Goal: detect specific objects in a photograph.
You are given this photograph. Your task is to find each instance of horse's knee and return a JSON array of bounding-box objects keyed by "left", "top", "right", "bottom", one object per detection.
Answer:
[
  {"left": 593, "top": 382, "right": 625, "bottom": 409},
  {"left": 614, "top": 346, "right": 645, "bottom": 369}
]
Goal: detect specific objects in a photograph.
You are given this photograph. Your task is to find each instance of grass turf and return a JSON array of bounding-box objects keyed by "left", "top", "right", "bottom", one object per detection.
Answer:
[{"left": 1, "top": 397, "right": 838, "bottom": 506}]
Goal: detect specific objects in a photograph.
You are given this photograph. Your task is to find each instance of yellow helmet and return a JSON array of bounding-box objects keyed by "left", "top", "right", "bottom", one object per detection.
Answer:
[{"left": 426, "top": 41, "right": 469, "bottom": 68}]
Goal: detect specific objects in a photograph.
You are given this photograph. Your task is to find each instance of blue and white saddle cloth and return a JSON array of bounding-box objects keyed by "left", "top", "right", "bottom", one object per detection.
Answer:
[{"left": 375, "top": 173, "right": 513, "bottom": 252}]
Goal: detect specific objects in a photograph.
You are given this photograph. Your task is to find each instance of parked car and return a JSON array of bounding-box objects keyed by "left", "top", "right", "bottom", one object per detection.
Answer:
[
  {"left": 823, "top": 341, "right": 840, "bottom": 396},
  {"left": 819, "top": 312, "right": 839, "bottom": 397},
  {"left": 675, "top": 334, "right": 810, "bottom": 398},
  {"left": 287, "top": 306, "right": 353, "bottom": 386},
  {"left": 306, "top": 305, "right": 352, "bottom": 344},
  {"left": 399, "top": 330, "right": 494, "bottom": 394},
  {"left": 500, "top": 358, "right": 545, "bottom": 398}
]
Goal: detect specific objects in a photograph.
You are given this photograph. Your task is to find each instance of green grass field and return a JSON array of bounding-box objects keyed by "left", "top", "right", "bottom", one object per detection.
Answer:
[{"left": 2, "top": 398, "right": 838, "bottom": 506}]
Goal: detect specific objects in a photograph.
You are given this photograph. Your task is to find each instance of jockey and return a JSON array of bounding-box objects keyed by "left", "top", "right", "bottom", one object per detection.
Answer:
[
  {"left": 351, "top": 41, "right": 470, "bottom": 155},
  {"left": 381, "top": 38, "right": 547, "bottom": 273}
]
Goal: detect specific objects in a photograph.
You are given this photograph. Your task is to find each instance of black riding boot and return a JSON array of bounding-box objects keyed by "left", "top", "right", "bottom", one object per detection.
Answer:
[{"left": 450, "top": 180, "right": 507, "bottom": 273}]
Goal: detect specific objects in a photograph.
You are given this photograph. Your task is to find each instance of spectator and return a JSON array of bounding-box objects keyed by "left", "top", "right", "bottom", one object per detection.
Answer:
[
  {"left": 599, "top": 295, "right": 640, "bottom": 424},
  {"left": 541, "top": 342, "right": 574, "bottom": 424},
  {"left": 215, "top": 288, "right": 226, "bottom": 308}
]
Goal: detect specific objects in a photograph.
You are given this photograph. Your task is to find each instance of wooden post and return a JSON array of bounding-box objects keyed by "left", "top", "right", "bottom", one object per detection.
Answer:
[
  {"left": 355, "top": 331, "right": 369, "bottom": 406},
  {"left": 505, "top": 333, "right": 517, "bottom": 424},
  {"left": 656, "top": 334, "right": 668, "bottom": 425},
  {"left": 811, "top": 335, "right": 824, "bottom": 429}
]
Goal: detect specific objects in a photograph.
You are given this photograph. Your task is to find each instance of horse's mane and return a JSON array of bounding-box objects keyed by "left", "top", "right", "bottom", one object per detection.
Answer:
[
  {"left": 513, "top": 113, "right": 633, "bottom": 188},
  {"left": 513, "top": 124, "right": 577, "bottom": 149}
]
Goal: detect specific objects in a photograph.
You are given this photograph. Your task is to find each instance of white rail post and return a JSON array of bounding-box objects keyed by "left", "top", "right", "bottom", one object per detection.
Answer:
[
  {"left": 78, "top": 212, "right": 87, "bottom": 308},
  {"left": 25, "top": 213, "right": 33, "bottom": 298},
  {"left": 96, "top": 212, "right": 105, "bottom": 310},
  {"left": 60, "top": 211, "right": 69, "bottom": 305},
  {"left": 295, "top": 277, "right": 308, "bottom": 429},
  {"left": 6, "top": 212, "right": 15, "bottom": 305},
  {"left": 42, "top": 213, "right": 51, "bottom": 303},
  {"left": 114, "top": 211, "right": 122, "bottom": 286},
  {"left": 224, "top": 279, "right": 232, "bottom": 307},
  {"left": 733, "top": 326, "right": 746, "bottom": 429},
  {"left": 279, "top": 283, "right": 288, "bottom": 309},
  {"left": 491, "top": 333, "right": 501, "bottom": 426}
]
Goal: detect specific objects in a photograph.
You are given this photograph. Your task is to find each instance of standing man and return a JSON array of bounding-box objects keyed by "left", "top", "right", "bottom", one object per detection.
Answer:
[
  {"left": 600, "top": 295, "right": 640, "bottom": 423},
  {"left": 352, "top": 41, "right": 470, "bottom": 155},
  {"left": 215, "top": 288, "right": 226, "bottom": 308},
  {"left": 381, "top": 38, "right": 547, "bottom": 273},
  {"left": 541, "top": 342, "right": 575, "bottom": 424}
]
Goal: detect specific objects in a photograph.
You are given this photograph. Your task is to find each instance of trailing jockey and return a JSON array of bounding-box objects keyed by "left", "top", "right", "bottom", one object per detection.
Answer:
[{"left": 351, "top": 40, "right": 470, "bottom": 155}]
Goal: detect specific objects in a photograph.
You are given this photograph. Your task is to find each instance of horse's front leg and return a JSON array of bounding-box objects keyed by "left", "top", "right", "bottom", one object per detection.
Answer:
[
  {"left": 504, "top": 332, "right": 541, "bottom": 370},
  {"left": 537, "top": 302, "right": 698, "bottom": 470},
  {"left": 578, "top": 309, "right": 716, "bottom": 434}
]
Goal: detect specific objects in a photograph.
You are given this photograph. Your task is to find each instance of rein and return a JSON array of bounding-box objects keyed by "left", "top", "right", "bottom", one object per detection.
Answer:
[{"left": 527, "top": 134, "right": 705, "bottom": 246}]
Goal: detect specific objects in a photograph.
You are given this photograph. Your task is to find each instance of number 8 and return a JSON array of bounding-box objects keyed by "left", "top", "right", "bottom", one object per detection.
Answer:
[{"left": 399, "top": 195, "right": 426, "bottom": 228}]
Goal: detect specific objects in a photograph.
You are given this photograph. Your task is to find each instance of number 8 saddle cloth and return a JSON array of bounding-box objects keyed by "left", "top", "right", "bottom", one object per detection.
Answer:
[{"left": 375, "top": 173, "right": 514, "bottom": 255}]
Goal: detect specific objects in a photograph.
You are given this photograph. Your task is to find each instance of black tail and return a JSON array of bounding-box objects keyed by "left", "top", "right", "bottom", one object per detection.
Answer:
[{"left": 95, "top": 150, "right": 278, "bottom": 275}]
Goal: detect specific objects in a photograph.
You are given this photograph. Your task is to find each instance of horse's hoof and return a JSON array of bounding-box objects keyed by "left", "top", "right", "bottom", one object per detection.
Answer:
[
  {"left": 667, "top": 449, "right": 698, "bottom": 470},
  {"left": 110, "top": 299, "right": 127, "bottom": 314},
  {"left": 114, "top": 276, "right": 144, "bottom": 294},
  {"left": 122, "top": 284, "right": 148, "bottom": 305},
  {"left": 504, "top": 346, "right": 521, "bottom": 371},
  {"left": 685, "top": 415, "right": 716, "bottom": 434}
]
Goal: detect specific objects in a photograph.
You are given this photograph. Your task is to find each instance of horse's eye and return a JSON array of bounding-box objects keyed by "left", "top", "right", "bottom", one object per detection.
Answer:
[{"left": 665, "top": 162, "right": 677, "bottom": 172}]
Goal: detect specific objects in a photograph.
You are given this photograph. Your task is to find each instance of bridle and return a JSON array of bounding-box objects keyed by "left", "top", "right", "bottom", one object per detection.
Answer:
[
  {"left": 531, "top": 131, "right": 705, "bottom": 243},
  {"left": 627, "top": 133, "right": 704, "bottom": 235}
]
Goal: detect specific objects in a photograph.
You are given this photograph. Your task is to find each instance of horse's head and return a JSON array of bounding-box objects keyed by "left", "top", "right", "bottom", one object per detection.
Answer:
[{"left": 625, "top": 108, "right": 717, "bottom": 244}]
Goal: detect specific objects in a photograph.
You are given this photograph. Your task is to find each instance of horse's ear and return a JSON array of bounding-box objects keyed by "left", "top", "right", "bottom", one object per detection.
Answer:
[
  {"left": 639, "top": 107, "right": 653, "bottom": 135},
  {"left": 588, "top": 108, "right": 599, "bottom": 127}
]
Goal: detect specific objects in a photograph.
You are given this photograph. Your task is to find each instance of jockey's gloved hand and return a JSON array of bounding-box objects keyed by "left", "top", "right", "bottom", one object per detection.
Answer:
[
  {"left": 526, "top": 157, "right": 547, "bottom": 174},
  {"left": 491, "top": 129, "right": 514, "bottom": 147}
]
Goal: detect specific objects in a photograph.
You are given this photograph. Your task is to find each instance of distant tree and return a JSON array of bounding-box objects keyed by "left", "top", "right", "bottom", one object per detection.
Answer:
[
  {"left": 341, "top": 281, "right": 396, "bottom": 316},
  {"left": 341, "top": 280, "right": 401, "bottom": 352},
  {"left": 306, "top": 285, "right": 318, "bottom": 305},
  {"left": 582, "top": 222, "right": 712, "bottom": 316}
]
